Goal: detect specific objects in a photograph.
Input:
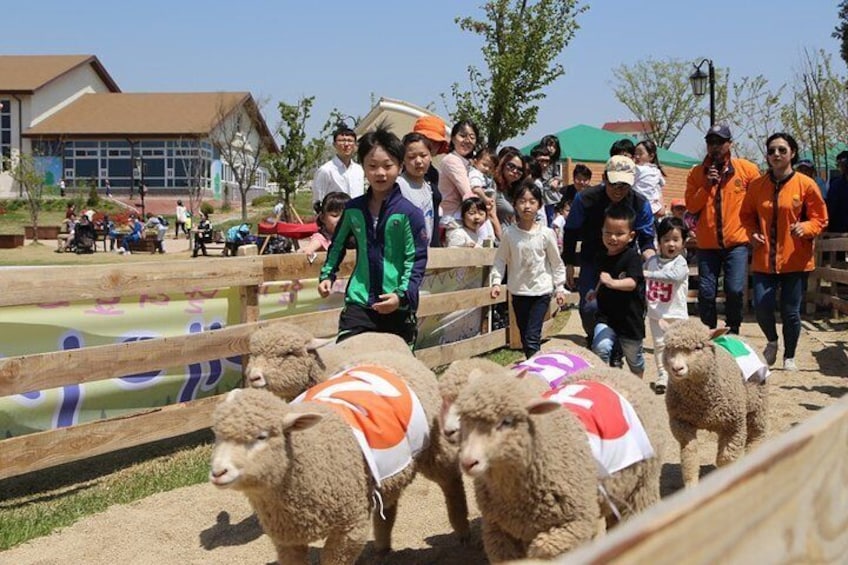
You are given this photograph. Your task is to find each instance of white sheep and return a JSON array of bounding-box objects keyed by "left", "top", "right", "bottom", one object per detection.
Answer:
[
  {"left": 245, "top": 322, "right": 411, "bottom": 400},
  {"left": 663, "top": 318, "right": 769, "bottom": 486},
  {"left": 212, "top": 352, "right": 469, "bottom": 562},
  {"left": 455, "top": 370, "right": 600, "bottom": 561}
]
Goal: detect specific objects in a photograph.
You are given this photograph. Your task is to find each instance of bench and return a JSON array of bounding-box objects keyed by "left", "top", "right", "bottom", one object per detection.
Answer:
[
  {"left": 191, "top": 229, "right": 226, "bottom": 255},
  {"left": 125, "top": 233, "right": 160, "bottom": 254}
]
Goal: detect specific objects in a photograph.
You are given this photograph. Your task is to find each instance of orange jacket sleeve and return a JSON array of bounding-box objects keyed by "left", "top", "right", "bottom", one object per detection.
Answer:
[
  {"left": 799, "top": 179, "right": 829, "bottom": 238},
  {"left": 684, "top": 165, "right": 711, "bottom": 214}
]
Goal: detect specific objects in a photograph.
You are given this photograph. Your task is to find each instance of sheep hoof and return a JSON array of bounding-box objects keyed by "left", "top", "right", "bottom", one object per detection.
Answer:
[{"left": 650, "top": 382, "right": 666, "bottom": 395}]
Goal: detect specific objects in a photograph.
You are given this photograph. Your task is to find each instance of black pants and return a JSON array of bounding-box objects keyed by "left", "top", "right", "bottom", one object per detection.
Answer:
[
  {"left": 512, "top": 294, "right": 550, "bottom": 359},
  {"left": 193, "top": 235, "right": 208, "bottom": 257},
  {"left": 337, "top": 303, "right": 418, "bottom": 349}
]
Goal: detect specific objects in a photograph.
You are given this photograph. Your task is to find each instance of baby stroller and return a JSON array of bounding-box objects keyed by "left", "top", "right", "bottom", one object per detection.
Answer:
[{"left": 70, "top": 218, "right": 97, "bottom": 254}]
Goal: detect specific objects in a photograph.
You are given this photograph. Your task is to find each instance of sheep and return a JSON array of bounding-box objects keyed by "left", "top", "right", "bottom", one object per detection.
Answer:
[
  {"left": 245, "top": 322, "right": 411, "bottom": 400},
  {"left": 662, "top": 318, "right": 769, "bottom": 487},
  {"left": 455, "top": 371, "right": 600, "bottom": 561},
  {"left": 441, "top": 359, "right": 662, "bottom": 531},
  {"left": 213, "top": 351, "right": 469, "bottom": 562},
  {"left": 438, "top": 346, "right": 600, "bottom": 442}
]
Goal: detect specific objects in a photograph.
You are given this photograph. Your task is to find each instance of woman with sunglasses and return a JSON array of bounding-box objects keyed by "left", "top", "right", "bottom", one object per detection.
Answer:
[
  {"left": 741, "top": 132, "right": 828, "bottom": 372},
  {"left": 493, "top": 147, "right": 528, "bottom": 226}
]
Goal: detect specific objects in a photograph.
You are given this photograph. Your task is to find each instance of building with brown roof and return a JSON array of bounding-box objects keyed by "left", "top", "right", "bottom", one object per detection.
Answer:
[
  {"left": 601, "top": 120, "right": 655, "bottom": 141},
  {"left": 0, "top": 55, "right": 277, "bottom": 199}
]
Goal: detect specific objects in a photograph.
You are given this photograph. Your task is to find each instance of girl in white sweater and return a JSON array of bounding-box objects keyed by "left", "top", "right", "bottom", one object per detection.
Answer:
[
  {"left": 643, "top": 216, "right": 690, "bottom": 393},
  {"left": 490, "top": 179, "right": 568, "bottom": 358}
]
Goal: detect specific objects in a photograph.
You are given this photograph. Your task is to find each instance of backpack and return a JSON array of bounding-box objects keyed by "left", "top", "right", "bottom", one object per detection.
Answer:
[{"left": 158, "top": 215, "right": 169, "bottom": 227}]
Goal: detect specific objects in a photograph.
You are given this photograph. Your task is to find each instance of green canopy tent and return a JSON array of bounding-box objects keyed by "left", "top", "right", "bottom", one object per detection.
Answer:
[{"left": 521, "top": 124, "right": 700, "bottom": 168}]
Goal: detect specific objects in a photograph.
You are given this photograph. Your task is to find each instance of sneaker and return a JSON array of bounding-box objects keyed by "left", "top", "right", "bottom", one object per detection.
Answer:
[
  {"left": 783, "top": 358, "right": 797, "bottom": 372},
  {"left": 763, "top": 341, "right": 778, "bottom": 366}
]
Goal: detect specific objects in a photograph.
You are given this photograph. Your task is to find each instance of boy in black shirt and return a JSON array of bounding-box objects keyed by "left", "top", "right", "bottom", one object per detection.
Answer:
[{"left": 590, "top": 202, "right": 646, "bottom": 377}]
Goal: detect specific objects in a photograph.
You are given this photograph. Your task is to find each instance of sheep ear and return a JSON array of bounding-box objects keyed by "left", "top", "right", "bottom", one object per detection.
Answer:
[
  {"left": 282, "top": 411, "right": 323, "bottom": 432},
  {"left": 306, "top": 337, "right": 335, "bottom": 352},
  {"left": 709, "top": 327, "right": 730, "bottom": 340},
  {"left": 526, "top": 398, "right": 561, "bottom": 415},
  {"left": 225, "top": 389, "right": 243, "bottom": 403}
]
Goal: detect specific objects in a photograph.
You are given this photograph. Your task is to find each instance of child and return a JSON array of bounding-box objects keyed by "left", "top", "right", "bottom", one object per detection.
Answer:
[
  {"left": 397, "top": 132, "right": 436, "bottom": 244},
  {"left": 643, "top": 217, "right": 690, "bottom": 393},
  {"left": 591, "top": 202, "right": 646, "bottom": 377},
  {"left": 192, "top": 212, "right": 213, "bottom": 257},
  {"left": 145, "top": 213, "right": 168, "bottom": 254},
  {"left": 551, "top": 198, "right": 570, "bottom": 252},
  {"left": 469, "top": 147, "right": 501, "bottom": 242},
  {"left": 318, "top": 125, "right": 428, "bottom": 347},
  {"left": 299, "top": 191, "right": 351, "bottom": 256},
  {"left": 490, "top": 179, "right": 568, "bottom": 358},
  {"left": 446, "top": 196, "right": 490, "bottom": 248},
  {"left": 633, "top": 140, "right": 666, "bottom": 219}
]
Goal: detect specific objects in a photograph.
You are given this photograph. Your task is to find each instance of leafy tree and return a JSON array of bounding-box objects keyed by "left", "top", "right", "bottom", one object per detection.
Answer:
[
  {"left": 174, "top": 138, "right": 209, "bottom": 217},
  {"left": 266, "top": 96, "right": 326, "bottom": 222},
  {"left": 834, "top": 1, "right": 848, "bottom": 70},
  {"left": 717, "top": 75, "right": 785, "bottom": 163},
  {"left": 446, "top": 0, "right": 587, "bottom": 149},
  {"left": 9, "top": 154, "right": 48, "bottom": 244},
  {"left": 611, "top": 58, "right": 705, "bottom": 149}
]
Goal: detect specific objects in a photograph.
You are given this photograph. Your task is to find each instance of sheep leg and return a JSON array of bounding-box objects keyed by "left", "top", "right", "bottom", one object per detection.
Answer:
[
  {"left": 670, "top": 418, "right": 700, "bottom": 486},
  {"left": 716, "top": 421, "right": 746, "bottom": 468},
  {"left": 275, "top": 543, "right": 308, "bottom": 565},
  {"left": 321, "top": 523, "right": 368, "bottom": 565},
  {"left": 746, "top": 411, "right": 767, "bottom": 452},
  {"left": 435, "top": 471, "right": 470, "bottom": 541},
  {"left": 482, "top": 519, "right": 526, "bottom": 563},
  {"left": 372, "top": 502, "right": 398, "bottom": 554},
  {"left": 527, "top": 524, "right": 591, "bottom": 559}
]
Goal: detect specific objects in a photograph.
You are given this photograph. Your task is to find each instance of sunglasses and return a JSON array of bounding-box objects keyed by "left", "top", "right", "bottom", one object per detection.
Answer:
[
  {"left": 767, "top": 146, "right": 790, "bottom": 156},
  {"left": 504, "top": 162, "right": 524, "bottom": 174}
]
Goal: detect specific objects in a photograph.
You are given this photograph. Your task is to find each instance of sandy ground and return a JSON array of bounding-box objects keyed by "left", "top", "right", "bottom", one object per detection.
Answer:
[{"left": 3, "top": 312, "right": 846, "bottom": 565}]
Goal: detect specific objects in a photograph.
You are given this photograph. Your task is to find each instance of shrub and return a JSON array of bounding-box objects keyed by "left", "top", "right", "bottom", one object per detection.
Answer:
[
  {"left": 86, "top": 178, "right": 100, "bottom": 208},
  {"left": 251, "top": 194, "right": 277, "bottom": 207},
  {"left": 200, "top": 201, "right": 214, "bottom": 216}
]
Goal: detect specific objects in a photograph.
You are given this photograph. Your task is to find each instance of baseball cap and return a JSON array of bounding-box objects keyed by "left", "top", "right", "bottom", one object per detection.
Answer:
[
  {"left": 604, "top": 155, "right": 637, "bottom": 186},
  {"left": 413, "top": 116, "right": 449, "bottom": 154},
  {"left": 795, "top": 159, "right": 814, "bottom": 170},
  {"left": 670, "top": 198, "right": 686, "bottom": 209},
  {"left": 704, "top": 124, "right": 732, "bottom": 141}
]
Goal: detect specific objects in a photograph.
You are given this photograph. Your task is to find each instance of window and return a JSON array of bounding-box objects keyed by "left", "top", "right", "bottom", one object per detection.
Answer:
[{"left": 0, "top": 100, "right": 10, "bottom": 171}]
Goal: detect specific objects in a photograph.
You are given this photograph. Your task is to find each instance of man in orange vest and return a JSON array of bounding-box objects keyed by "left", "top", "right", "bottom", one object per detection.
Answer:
[{"left": 685, "top": 124, "right": 760, "bottom": 334}]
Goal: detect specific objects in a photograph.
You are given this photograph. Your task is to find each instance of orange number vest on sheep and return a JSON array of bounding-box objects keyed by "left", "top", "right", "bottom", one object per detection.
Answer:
[{"left": 294, "top": 365, "right": 429, "bottom": 486}]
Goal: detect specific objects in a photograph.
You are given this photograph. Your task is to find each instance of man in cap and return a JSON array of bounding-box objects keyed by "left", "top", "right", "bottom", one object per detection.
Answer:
[
  {"left": 562, "top": 155, "right": 656, "bottom": 344},
  {"left": 685, "top": 124, "right": 760, "bottom": 335},
  {"left": 312, "top": 124, "right": 365, "bottom": 209},
  {"left": 412, "top": 115, "right": 449, "bottom": 246},
  {"left": 826, "top": 151, "right": 848, "bottom": 233},
  {"left": 795, "top": 159, "right": 827, "bottom": 198}
]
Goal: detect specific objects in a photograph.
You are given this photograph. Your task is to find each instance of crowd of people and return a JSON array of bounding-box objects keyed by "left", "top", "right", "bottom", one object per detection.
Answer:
[{"left": 307, "top": 116, "right": 834, "bottom": 393}]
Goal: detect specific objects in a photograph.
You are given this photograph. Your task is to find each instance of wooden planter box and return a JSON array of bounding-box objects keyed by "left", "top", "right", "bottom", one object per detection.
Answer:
[
  {"left": 24, "top": 225, "right": 61, "bottom": 239},
  {"left": 0, "top": 234, "right": 25, "bottom": 249}
]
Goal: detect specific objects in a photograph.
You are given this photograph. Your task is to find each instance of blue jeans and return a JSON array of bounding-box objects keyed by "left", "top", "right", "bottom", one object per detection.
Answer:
[
  {"left": 512, "top": 294, "right": 550, "bottom": 359},
  {"left": 752, "top": 272, "right": 807, "bottom": 359},
  {"left": 592, "top": 323, "right": 645, "bottom": 375},
  {"left": 697, "top": 245, "right": 749, "bottom": 332},
  {"left": 576, "top": 257, "right": 599, "bottom": 340}
]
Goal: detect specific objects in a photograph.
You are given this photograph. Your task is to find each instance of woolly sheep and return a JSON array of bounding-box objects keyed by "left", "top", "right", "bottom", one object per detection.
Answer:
[
  {"left": 662, "top": 319, "right": 769, "bottom": 487},
  {"left": 455, "top": 371, "right": 600, "bottom": 561},
  {"left": 441, "top": 359, "right": 663, "bottom": 531},
  {"left": 245, "top": 322, "right": 411, "bottom": 400}
]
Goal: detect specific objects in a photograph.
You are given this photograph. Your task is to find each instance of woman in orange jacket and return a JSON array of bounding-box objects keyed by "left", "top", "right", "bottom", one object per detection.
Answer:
[{"left": 741, "top": 133, "right": 828, "bottom": 372}]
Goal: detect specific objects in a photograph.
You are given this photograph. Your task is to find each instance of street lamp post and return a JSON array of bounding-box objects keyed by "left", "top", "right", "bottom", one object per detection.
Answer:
[{"left": 689, "top": 59, "right": 716, "bottom": 128}]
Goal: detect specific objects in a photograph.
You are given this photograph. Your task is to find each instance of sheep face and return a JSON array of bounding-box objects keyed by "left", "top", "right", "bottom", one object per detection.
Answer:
[
  {"left": 663, "top": 320, "right": 720, "bottom": 383},
  {"left": 246, "top": 326, "right": 328, "bottom": 399},
  {"left": 209, "top": 389, "right": 321, "bottom": 491},
  {"left": 439, "top": 396, "right": 462, "bottom": 445},
  {"left": 458, "top": 397, "right": 561, "bottom": 479}
]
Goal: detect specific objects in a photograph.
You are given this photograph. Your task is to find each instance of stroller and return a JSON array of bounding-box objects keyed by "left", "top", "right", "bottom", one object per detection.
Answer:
[{"left": 69, "top": 217, "right": 97, "bottom": 254}]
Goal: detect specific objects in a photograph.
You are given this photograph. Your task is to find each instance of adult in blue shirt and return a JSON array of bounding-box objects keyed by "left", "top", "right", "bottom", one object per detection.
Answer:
[
  {"left": 826, "top": 151, "right": 848, "bottom": 233},
  {"left": 561, "top": 155, "right": 656, "bottom": 343}
]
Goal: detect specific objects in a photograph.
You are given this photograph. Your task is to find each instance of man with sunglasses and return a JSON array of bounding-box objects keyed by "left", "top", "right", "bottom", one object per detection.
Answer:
[
  {"left": 562, "top": 155, "right": 656, "bottom": 345},
  {"left": 685, "top": 124, "right": 760, "bottom": 335}
]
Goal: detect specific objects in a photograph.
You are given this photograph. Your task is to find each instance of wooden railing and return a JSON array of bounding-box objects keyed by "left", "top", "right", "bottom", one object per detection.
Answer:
[
  {"left": 808, "top": 233, "right": 848, "bottom": 317},
  {"left": 0, "top": 249, "right": 575, "bottom": 480}
]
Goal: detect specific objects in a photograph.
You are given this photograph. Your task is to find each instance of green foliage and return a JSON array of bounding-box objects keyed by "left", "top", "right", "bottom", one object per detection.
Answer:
[
  {"left": 85, "top": 177, "right": 100, "bottom": 208},
  {"left": 200, "top": 201, "right": 215, "bottom": 216},
  {"left": 251, "top": 194, "right": 277, "bottom": 207},
  {"left": 9, "top": 154, "right": 49, "bottom": 242},
  {"left": 834, "top": 1, "right": 848, "bottom": 70},
  {"left": 611, "top": 58, "right": 706, "bottom": 149},
  {"left": 267, "top": 96, "right": 326, "bottom": 221},
  {"left": 445, "top": 0, "right": 588, "bottom": 149}
]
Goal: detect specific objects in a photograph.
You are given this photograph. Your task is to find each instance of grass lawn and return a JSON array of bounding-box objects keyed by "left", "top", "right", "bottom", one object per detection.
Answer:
[{"left": 0, "top": 312, "right": 569, "bottom": 551}]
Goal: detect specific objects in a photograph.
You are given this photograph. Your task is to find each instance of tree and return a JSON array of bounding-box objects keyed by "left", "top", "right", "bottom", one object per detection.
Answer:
[
  {"left": 174, "top": 137, "right": 209, "bottom": 217},
  {"left": 445, "top": 0, "right": 587, "bottom": 149},
  {"left": 834, "top": 1, "right": 848, "bottom": 70},
  {"left": 266, "top": 96, "right": 326, "bottom": 222},
  {"left": 210, "top": 95, "right": 273, "bottom": 222},
  {"left": 719, "top": 75, "right": 785, "bottom": 163},
  {"left": 611, "top": 58, "right": 705, "bottom": 149},
  {"left": 10, "top": 153, "right": 48, "bottom": 244}
]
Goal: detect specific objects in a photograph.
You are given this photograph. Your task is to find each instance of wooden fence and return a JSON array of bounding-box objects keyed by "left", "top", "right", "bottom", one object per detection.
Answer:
[{"left": 0, "top": 248, "right": 575, "bottom": 480}]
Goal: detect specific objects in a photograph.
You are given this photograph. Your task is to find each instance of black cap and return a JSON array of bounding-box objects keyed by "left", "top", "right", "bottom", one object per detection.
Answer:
[{"left": 704, "top": 124, "right": 732, "bottom": 141}]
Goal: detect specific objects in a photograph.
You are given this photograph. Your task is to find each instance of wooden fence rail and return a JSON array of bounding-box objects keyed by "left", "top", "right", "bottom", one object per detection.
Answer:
[{"left": 0, "top": 248, "right": 576, "bottom": 479}]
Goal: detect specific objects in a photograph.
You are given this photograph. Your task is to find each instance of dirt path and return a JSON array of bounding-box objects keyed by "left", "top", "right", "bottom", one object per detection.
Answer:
[{"left": 3, "top": 314, "right": 846, "bottom": 564}]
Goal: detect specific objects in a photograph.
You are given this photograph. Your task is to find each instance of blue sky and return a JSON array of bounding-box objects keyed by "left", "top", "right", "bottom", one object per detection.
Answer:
[{"left": 1, "top": 1, "right": 843, "bottom": 156}]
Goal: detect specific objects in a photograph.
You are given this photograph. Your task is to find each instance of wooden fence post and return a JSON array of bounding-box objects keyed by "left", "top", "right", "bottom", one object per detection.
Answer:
[{"left": 239, "top": 283, "right": 260, "bottom": 386}]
